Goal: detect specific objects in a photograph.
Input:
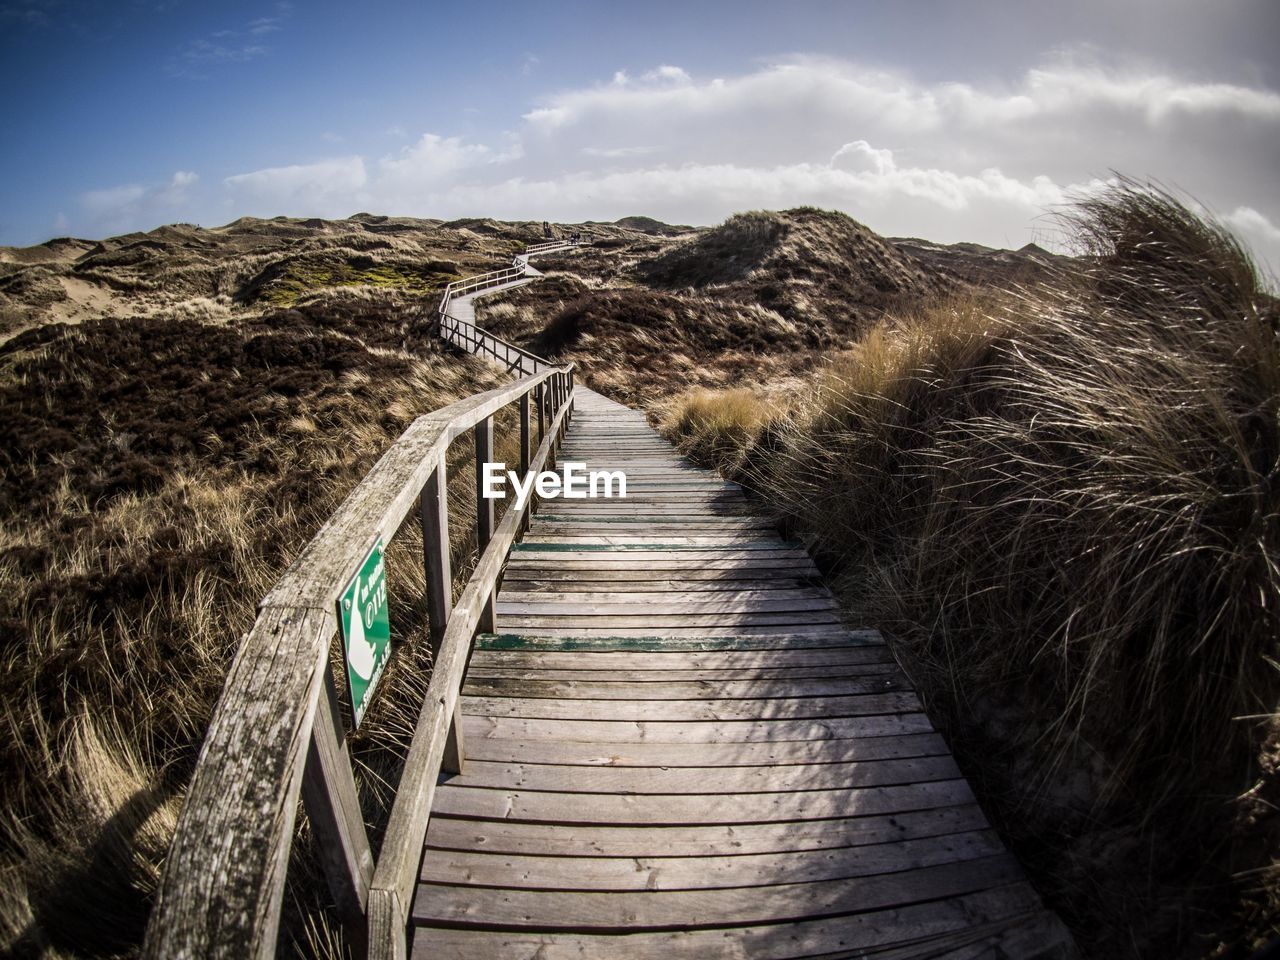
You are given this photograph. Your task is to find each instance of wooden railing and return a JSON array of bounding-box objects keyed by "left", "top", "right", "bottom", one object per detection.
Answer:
[
  {"left": 437, "top": 311, "right": 550, "bottom": 375},
  {"left": 522, "top": 238, "right": 579, "bottom": 255},
  {"left": 143, "top": 360, "right": 576, "bottom": 959},
  {"left": 435, "top": 239, "right": 581, "bottom": 376}
]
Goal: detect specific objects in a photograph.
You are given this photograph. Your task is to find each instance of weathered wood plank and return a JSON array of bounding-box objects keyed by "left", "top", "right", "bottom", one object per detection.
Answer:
[
  {"left": 431, "top": 778, "right": 974, "bottom": 825},
  {"left": 424, "top": 804, "right": 989, "bottom": 858},
  {"left": 475, "top": 630, "right": 872, "bottom": 649},
  {"left": 437, "top": 755, "right": 961, "bottom": 794},
  {"left": 495, "top": 587, "right": 835, "bottom": 605},
  {"left": 366, "top": 383, "right": 577, "bottom": 953},
  {"left": 301, "top": 669, "right": 373, "bottom": 930},
  {"left": 456, "top": 731, "right": 947, "bottom": 767},
  {"left": 412, "top": 855, "right": 1026, "bottom": 929},
  {"left": 497, "top": 569, "right": 820, "bottom": 585},
  {"left": 142, "top": 606, "right": 332, "bottom": 960},
  {"left": 461, "top": 690, "right": 920, "bottom": 721},
  {"left": 496, "top": 612, "right": 845, "bottom": 630},
  {"left": 493, "top": 597, "right": 838, "bottom": 616},
  {"left": 465, "top": 664, "right": 900, "bottom": 683},
  {"left": 467, "top": 646, "right": 892, "bottom": 669},
  {"left": 459, "top": 711, "right": 935, "bottom": 745},
  {"left": 461, "top": 675, "right": 909, "bottom": 701},
  {"left": 410, "top": 884, "right": 1048, "bottom": 958},
  {"left": 421, "top": 830, "right": 1005, "bottom": 891}
]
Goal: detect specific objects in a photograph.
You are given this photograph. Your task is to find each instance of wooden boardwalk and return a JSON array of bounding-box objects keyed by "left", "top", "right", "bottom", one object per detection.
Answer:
[{"left": 411, "top": 389, "right": 1072, "bottom": 958}]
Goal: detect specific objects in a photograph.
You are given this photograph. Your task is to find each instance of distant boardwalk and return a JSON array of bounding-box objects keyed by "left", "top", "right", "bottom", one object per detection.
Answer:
[{"left": 412, "top": 389, "right": 1073, "bottom": 958}]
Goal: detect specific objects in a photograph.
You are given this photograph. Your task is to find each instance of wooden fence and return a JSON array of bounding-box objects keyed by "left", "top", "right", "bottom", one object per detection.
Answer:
[{"left": 143, "top": 243, "right": 578, "bottom": 959}]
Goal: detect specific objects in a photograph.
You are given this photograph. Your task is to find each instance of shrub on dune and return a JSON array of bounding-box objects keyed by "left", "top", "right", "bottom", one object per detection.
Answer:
[{"left": 665, "top": 181, "right": 1280, "bottom": 953}]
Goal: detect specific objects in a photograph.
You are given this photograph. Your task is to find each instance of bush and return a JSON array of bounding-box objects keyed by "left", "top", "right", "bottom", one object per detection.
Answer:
[{"left": 664, "top": 182, "right": 1280, "bottom": 955}]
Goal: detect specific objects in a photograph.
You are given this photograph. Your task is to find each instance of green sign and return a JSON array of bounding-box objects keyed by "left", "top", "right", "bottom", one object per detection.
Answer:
[{"left": 338, "top": 537, "right": 391, "bottom": 728}]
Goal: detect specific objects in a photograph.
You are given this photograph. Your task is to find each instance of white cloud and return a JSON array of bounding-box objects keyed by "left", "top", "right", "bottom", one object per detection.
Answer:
[
  {"left": 223, "top": 158, "right": 366, "bottom": 216},
  {"left": 582, "top": 146, "right": 660, "bottom": 158},
  {"left": 378, "top": 134, "right": 493, "bottom": 182},
  {"left": 170, "top": 4, "right": 293, "bottom": 77},
  {"left": 80, "top": 171, "right": 200, "bottom": 231},
  {"left": 642, "top": 65, "right": 691, "bottom": 84},
  {"left": 1225, "top": 206, "right": 1280, "bottom": 244},
  {"left": 831, "top": 141, "right": 895, "bottom": 176},
  {"left": 113, "top": 52, "right": 1276, "bottom": 271}
]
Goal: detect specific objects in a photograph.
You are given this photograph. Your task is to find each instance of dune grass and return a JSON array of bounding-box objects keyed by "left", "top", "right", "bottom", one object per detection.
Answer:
[
  {"left": 0, "top": 292, "right": 522, "bottom": 957},
  {"left": 663, "top": 183, "right": 1280, "bottom": 955}
]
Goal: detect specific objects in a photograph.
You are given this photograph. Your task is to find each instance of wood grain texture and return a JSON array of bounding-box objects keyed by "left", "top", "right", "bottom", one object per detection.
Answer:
[
  {"left": 409, "top": 387, "right": 1072, "bottom": 959},
  {"left": 142, "top": 605, "right": 331, "bottom": 959}
]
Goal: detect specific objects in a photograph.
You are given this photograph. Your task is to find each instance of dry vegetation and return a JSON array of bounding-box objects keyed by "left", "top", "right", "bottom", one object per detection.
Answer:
[
  {"left": 3, "top": 191, "right": 1274, "bottom": 959},
  {"left": 660, "top": 186, "right": 1280, "bottom": 957},
  {"left": 475, "top": 207, "right": 989, "bottom": 403},
  {"left": 0, "top": 213, "right": 663, "bottom": 957},
  {"left": 0, "top": 291, "right": 521, "bottom": 956}
]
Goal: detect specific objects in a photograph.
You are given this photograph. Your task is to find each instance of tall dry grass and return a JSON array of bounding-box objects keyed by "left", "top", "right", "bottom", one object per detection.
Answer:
[
  {"left": 0, "top": 297, "right": 519, "bottom": 957},
  {"left": 663, "top": 183, "right": 1280, "bottom": 955}
]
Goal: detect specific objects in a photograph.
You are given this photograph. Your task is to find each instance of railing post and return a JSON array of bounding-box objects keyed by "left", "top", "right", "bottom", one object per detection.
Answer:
[
  {"left": 519, "top": 391, "right": 531, "bottom": 477},
  {"left": 473, "top": 416, "right": 495, "bottom": 633},
  {"left": 302, "top": 668, "right": 373, "bottom": 952},
  {"left": 535, "top": 382, "right": 545, "bottom": 444},
  {"left": 419, "top": 454, "right": 465, "bottom": 774}
]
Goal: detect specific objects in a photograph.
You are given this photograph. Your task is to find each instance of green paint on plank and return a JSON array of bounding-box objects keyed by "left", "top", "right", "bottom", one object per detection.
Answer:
[
  {"left": 474, "top": 632, "right": 884, "bottom": 652},
  {"left": 510, "top": 541, "right": 803, "bottom": 552}
]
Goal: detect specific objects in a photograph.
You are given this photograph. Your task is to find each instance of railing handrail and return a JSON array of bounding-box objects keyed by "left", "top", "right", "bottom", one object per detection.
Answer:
[
  {"left": 146, "top": 229, "right": 589, "bottom": 960},
  {"left": 438, "top": 312, "right": 551, "bottom": 375},
  {"left": 145, "top": 360, "right": 576, "bottom": 959}
]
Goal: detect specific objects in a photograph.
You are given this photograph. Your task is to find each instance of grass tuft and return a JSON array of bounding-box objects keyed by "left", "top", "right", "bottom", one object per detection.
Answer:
[{"left": 664, "top": 182, "right": 1280, "bottom": 954}]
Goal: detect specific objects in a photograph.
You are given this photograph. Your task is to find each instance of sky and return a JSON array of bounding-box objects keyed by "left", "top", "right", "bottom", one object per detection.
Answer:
[{"left": 2, "top": 0, "right": 1278, "bottom": 271}]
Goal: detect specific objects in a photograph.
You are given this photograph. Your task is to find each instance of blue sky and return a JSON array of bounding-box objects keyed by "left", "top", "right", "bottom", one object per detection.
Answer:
[{"left": 3, "top": 0, "right": 1278, "bottom": 270}]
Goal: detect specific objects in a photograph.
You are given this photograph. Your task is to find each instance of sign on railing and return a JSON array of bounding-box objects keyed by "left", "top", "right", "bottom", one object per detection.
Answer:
[
  {"left": 144, "top": 233, "right": 585, "bottom": 960},
  {"left": 339, "top": 537, "right": 391, "bottom": 727}
]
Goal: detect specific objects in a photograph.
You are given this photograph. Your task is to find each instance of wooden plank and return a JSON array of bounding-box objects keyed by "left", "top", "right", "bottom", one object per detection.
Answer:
[
  {"left": 436, "top": 756, "right": 961, "bottom": 794},
  {"left": 496, "top": 613, "right": 845, "bottom": 630},
  {"left": 468, "top": 647, "right": 892, "bottom": 669},
  {"left": 493, "top": 597, "right": 838, "bottom": 616},
  {"left": 424, "top": 808, "right": 993, "bottom": 860},
  {"left": 497, "top": 569, "right": 820, "bottom": 585},
  {"left": 421, "top": 830, "right": 1005, "bottom": 891},
  {"left": 301, "top": 669, "right": 373, "bottom": 929},
  {"left": 461, "top": 676, "right": 909, "bottom": 701},
  {"left": 495, "top": 586, "right": 835, "bottom": 604},
  {"left": 411, "top": 855, "right": 1025, "bottom": 929},
  {"left": 367, "top": 385, "right": 576, "bottom": 935},
  {"left": 501, "top": 625, "right": 858, "bottom": 639},
  {"left": 410, "top": 884, "right": 1048, "bottom": 959},
  {"left": 457, "top": 731, "right": 947, "bottom": 768},
  {"left": 425, "top": 804, "right": 988, "bottom": 858},
  {"left": 528, "top": 523, "right": 769, "bottom": 534},
  {"left": 431, "top": 778, "right": 975, "bottom": 826},
  {"left": 460, "top": 711, "right": 935, "bottom": 745},
  {"left": 502, "top": 559, "right": 821, "bottom": 574},
  {"left": 510, "top": 544, "right": 807, "bottom": 556},
  {"left": 464, "top": 663, "right": 900, "bottom": 682},
  {"left": 498, "top": 578, "right": 823, "bottom": 593},
  {"left": 474, "top": 631, "right": 875, "bottom": 651},
  {"left": 461, "top": 691, "right": 919, "bottom": 721},
  {"left": 519, "top": 536, "right": 787, "bottom": 547},
  {"left": 142, "top": 606, "right": 331, "bottom": 960}
]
